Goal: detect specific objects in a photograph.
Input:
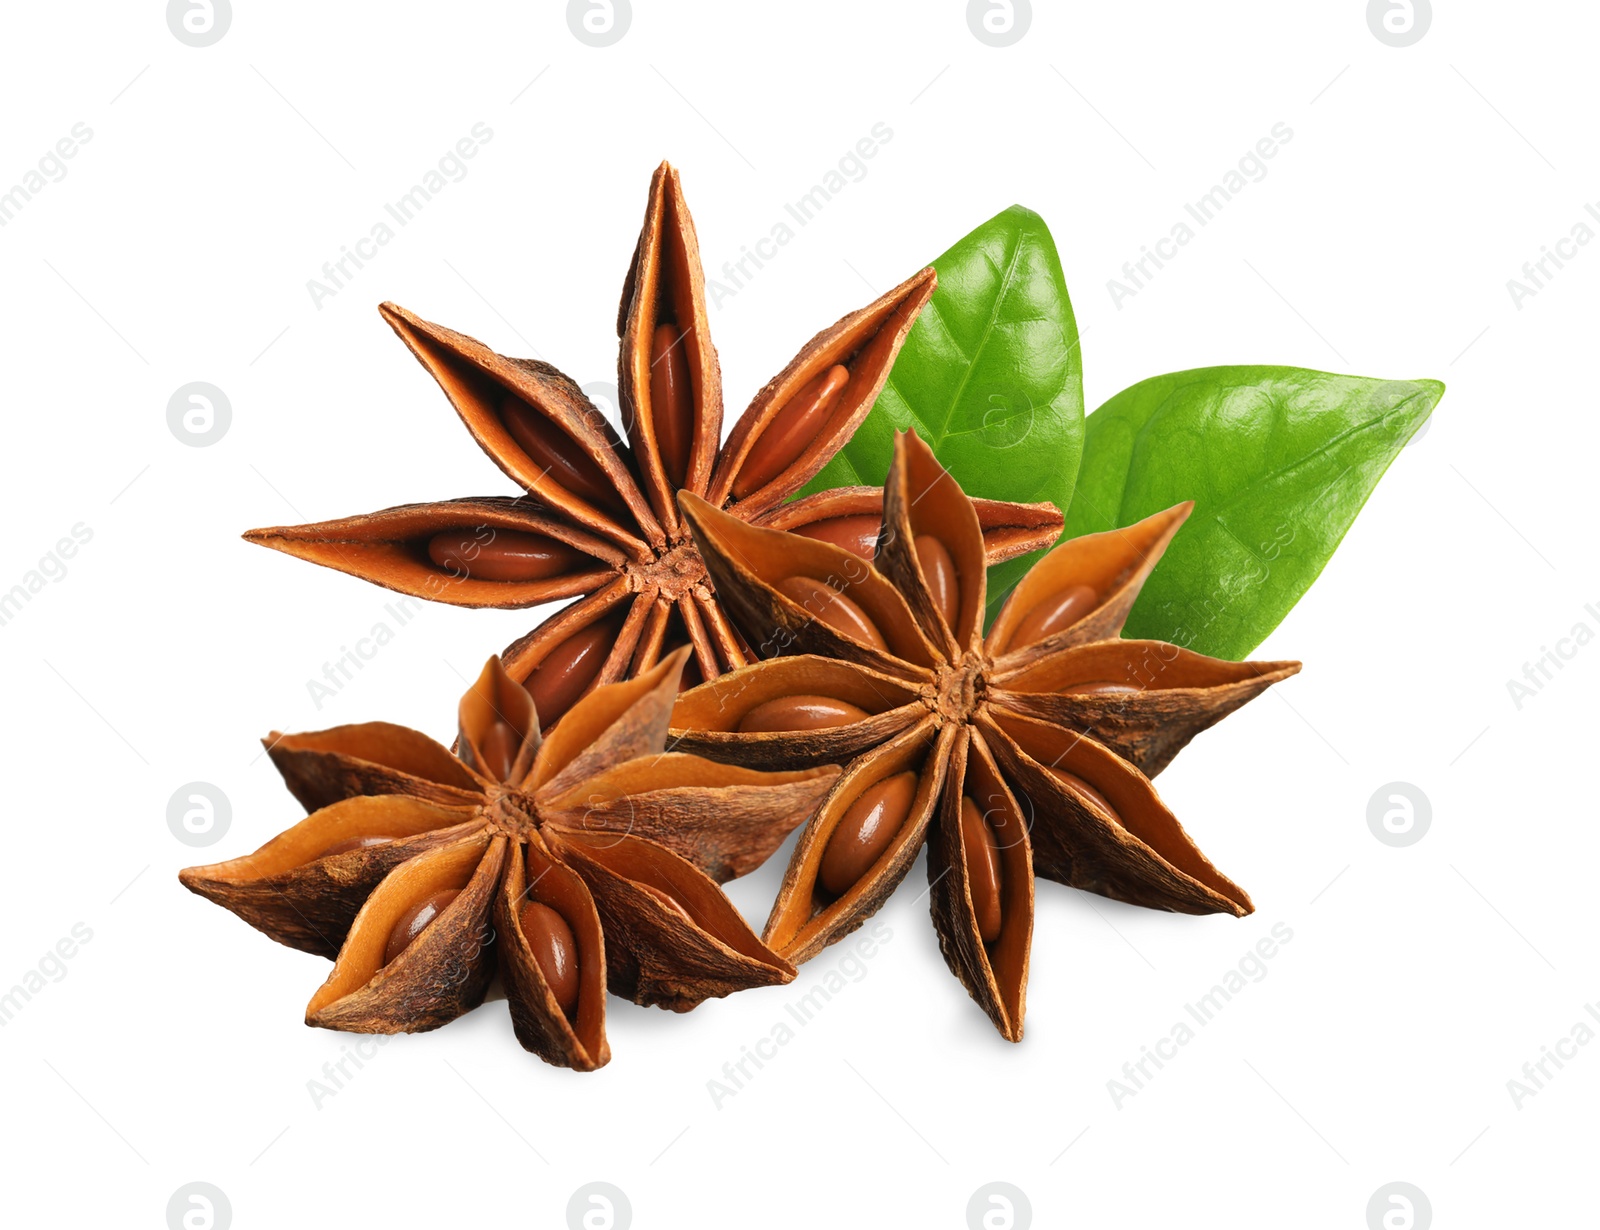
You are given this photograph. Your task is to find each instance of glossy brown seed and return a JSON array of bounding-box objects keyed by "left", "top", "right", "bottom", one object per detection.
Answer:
[
  {"left": 737, "top": 694, "right": 872, "bottom": 734},
  {"left": 318, "top": 835, "right": 393, "bottom": 859},
  {"left": 775, "top": 576, "right": 888, "bottom": 651},
  {"left": 793, "top": 514, "right": 880, "bottom": 559},
  {"left": 1046, "top": 767, "right": 1117, "bottom": 821},
  {"left": 499, "top": 393, "right": 622, "bottom": 514},
  {"left": 382, "top": 889, "right": 460, "bottom": 967},
  {"left": 426, "top": 529, "right": 584, "bottom": 583},
  {"left": 916, "top": 534, "right": 959, "bottom": 628},
  {"left": 518, "top": 899, "right": 580, "bottom": 1016},
  {"left": 1010, "top": 583, "right": 1098, "bottom": 649},
  {"left": 477, "top": 718, "right": 521, "bottom": 783},
  {"left": 649, "top": 323, "right": 695, "bottom": 488},
  {"left": 641, "top": 883, "right": 692, "bottom": 923},
  {"left": 818, "top": 771, "right": 918, "bottom": 898},
  {"left": 959, "top": 797, "right": 1004, "bottom": 944},
  {"left": 731, "top": 365, "right": 851, "bottom": 498},
  {"left": 1068, "top": 680, "right": 1139, "bottom": 695},
  {"left": 523, "top": 614, "right": 622, "bottom": 728}
]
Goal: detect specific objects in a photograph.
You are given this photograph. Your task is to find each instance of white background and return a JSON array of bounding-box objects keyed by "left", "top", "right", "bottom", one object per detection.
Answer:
[{"left": 1, "top": 2, "right": 1593, "bottom": 1227}]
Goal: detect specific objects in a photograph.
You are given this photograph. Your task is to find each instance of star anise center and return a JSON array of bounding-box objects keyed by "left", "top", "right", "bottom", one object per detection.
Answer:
[
  {"left": 627, "top": 536, "right": 707, "bottom": 601},
  {"left": 926, "top": 651, "right": 989, "bottom": 724},
  {"left": 482, "top": 786, "right": 542, "bottom": 842}
]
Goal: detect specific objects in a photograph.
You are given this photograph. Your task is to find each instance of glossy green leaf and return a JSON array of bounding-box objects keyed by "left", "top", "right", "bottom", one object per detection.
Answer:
[
  {"left": 802, "top": 205, "right": 1084, "bottom": 604},
  {"left": 1063, "top": 367, "right": 1443, "bottom": 660}
]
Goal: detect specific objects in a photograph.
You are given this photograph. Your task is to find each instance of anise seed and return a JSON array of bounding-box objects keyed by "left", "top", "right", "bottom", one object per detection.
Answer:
[
  {"left": 775, "top": 576, "right": 888, "bottom": 650},
  {"left": 959, "top": 797, "right": 1003, "bottom": 944},
  {"left": 793, "top": 514, "right": 881, "bottom": 558},
  {"left": 737, "top": 695, "right": 871, "bottom": 734},
  {"left": 1045, "top": 767, "right": 1116, "bottom": 819},
  {"left": 649, "top": 323, "right": 695, "bottom": 487},
  {"left": 524, "top": 613, "right": 623, "bottom": 726},
  {"left": 499, "top": 394, "right": 624, "bottom": 515},
  {"left": 915, "top": 534, "right": 959, "bottom": 627},
  {"left": 733, "top": 365, "right": 850, "bottom": 498},
  {"left": 478, "top": 718, "right": 521, "bottom": 782},
  {"left": 519, "top": 900, "right": 580, "bottom": 1016},
  {"left": 426, "top": 530, "right": 584, "bottom": 583},
  {"left": 383, "top": 889, "right": 460, "bottom": 967},
  {"left": 818, "top": 771, "right": 918, "bottom": 898},
  {"left": 1011, "top": 584, "right": 1098, "bottom": 648}
]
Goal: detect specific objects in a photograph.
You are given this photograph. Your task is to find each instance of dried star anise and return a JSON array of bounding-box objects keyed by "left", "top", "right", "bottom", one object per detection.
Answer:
[
  {"left": 178, "top": 649, "right": 838, "bottom": 1070},
  {"left": 669, "top": 431, "right": 1300, "bottom": 1040},
  {"left": 244, "top": 162, "right": 1063, "bottom": 728}
]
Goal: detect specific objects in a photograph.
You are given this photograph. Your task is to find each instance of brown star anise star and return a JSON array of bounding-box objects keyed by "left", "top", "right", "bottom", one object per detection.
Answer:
[
  {"left": 669, "top": 431, "right": 1301, "bottom": 1040},
  {"left": 178, "top": 648, "right": 839, "bottom": 1070},
  {"left": 244, "top": 162, "right": 1063, "bottom": 728}
]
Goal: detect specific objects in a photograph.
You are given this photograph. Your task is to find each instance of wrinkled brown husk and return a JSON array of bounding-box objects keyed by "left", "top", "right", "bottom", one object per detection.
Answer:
[
  {"left": 265, "top": 724, "right": 484, "bottom": 812},
  {"left": 458, "top": 657, "right": 540, "bottom": 784},
  {"left": 379, "top": 301, "right": 661, "bottom": 550},
  {"left": 549, "top": 827, "right": 795, "bottom": 1010},
  {"left": 668, "top": 654, "right": 922, "bottom": 770},
  {"left": 536, "top": 647, "right": 689, "bottom": 791},
  {"left": 496, "top": 836, "right": 610, "bottom": 1070},
  {"left": 307, "top": 835, "right": 504, "bottom": 1033},
  {"left": 990, "top": 641, "right": 1302, "bottom": 777},
  {"left": 876, "top": 427, "right": 989, "bottom": 656},
  {"left": 242, "top": 497, "right": 623, "bottom": 609},
  {"left": 763, "top": 721, "right": 951, "bottom": 965},
  {"left": 679, "top": 490, "right": 941, "bottom": 677},
  {"left": 689, "top": 588, "right": 750, "bottom": 675},
  {"left": 617, "top": 161, "right": 723, "bottom": 532},
  {"left": 177, "top": 798, "right": 481, "bottom": 958},
  {"left": 926, "top": 726, "right": 1033, "bottom": 1041},
  {"left": 986, "top": 503, "right": 1192, "bottom": 661},
  {"left": 710, "top": 267, "right": 936, "bottom": 516},
  {"left": 984, "top": 710, "right": 1252, "bottom": 916},
  {"left": 541, "top": 753, "right": 838, "bottom": 882},
  {"left": 755, "top": 487, "right": 1063, "bottom": 567}
]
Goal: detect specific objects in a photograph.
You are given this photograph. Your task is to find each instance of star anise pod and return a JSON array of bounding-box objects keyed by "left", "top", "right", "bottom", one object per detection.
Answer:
[
  {"left": 669, "top": 431, "right": 1301, "bottom": 1040},
  {"left": 243, "top": 162, "right": 1063, "bottom": 727},
  {"left": 178, "top": 649, "right": 838, "bottom": 1070}
]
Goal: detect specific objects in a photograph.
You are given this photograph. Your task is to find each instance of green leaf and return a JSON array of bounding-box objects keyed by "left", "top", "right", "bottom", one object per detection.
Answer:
[
  {"left": 802, "top": 205, "right": 1085, "bottom": 605},
  {"left": 1064, "top": 367, "right": 1443, "bottom": 660}
]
